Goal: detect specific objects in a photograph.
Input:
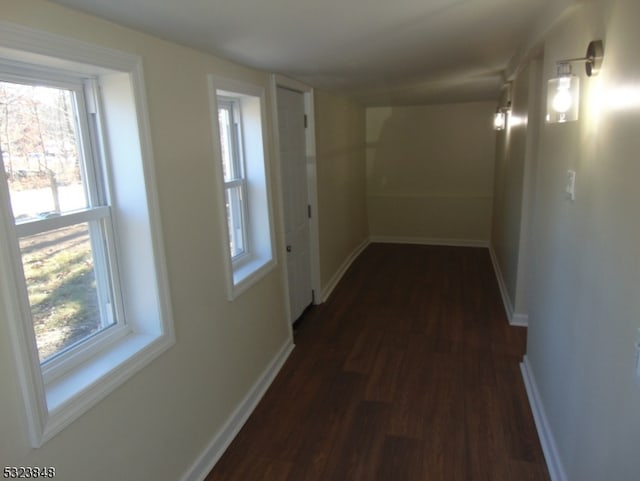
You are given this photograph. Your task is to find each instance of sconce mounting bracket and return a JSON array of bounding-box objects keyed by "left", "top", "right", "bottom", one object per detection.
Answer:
[
  {"left": 555, "top": 40, "right": 604, "bottom": 77},
  {"left": 585, "top": 40, "right": 604, "bottom": 77}
]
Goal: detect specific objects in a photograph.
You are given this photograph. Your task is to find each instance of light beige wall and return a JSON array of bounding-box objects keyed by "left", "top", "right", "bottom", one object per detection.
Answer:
[
  {"left": 492, "top": 76, "right": 527, "bottom": 311},
  {"left": 524, "top": 0, "right": 640, "bottom": 478},
  {"left": 491, "top": 59, "right": 543, "bottom": 320},
  {"left": 366, "top": 102, "right": 496, "bottom": 244},
  {"left": 0, "top": 1, "right": 290, "bottom": 480},
  {"left": 314, "top": 90, "right": 368, "bottom": 292}
]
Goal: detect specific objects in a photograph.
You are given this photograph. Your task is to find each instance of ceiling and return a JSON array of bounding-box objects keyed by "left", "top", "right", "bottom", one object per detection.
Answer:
[{"left": 51, "top": 0, "right": 566, "bottom": 106}]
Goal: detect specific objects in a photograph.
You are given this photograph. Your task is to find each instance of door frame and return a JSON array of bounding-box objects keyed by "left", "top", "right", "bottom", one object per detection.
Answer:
[{"left": 270, "top": 74, "right": 321, "bottom": 325}]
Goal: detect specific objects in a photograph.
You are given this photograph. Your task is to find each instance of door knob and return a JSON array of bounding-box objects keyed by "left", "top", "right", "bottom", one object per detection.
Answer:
[{"left": 286, "top": 245, "right": 292, "bottom": 252}]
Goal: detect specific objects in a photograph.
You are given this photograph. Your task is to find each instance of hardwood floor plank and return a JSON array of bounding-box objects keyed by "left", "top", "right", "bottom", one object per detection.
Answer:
[
  {"left": 462, "top": 352, "right": 512, "bottom": 481},
  {"left": 342, "top": 329, "right": 383, "bottom": 374},
  {"left": 386, "top": 335, "right": 440, "bottom": 439},
  {"left": 374, "top": 436, "right": 424, "bottom": 481},
  {"left": 204, "top": 244, "right": 550, "bottom": 481},
  {"left": 320, "top": 400, "right": 391, "bottom": 481},
  {"left": 284, "top": 371, "right": 366, "bottom": 481},
  {"left": 364, "top": 344, "right": 405, "bottom": 402}
]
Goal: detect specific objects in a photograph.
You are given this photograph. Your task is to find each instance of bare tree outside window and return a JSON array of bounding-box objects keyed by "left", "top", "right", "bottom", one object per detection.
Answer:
[{"left": 0, "top": 80, "right": 114, "bottom": 363}]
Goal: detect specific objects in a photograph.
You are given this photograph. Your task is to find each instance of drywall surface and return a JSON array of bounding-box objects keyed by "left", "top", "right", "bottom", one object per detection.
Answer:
[
  {"left": 0, "top": 1, "right": 290, "bottom": 480},
  {"left": 366, "top": 102, "right": 496, "bottom": 244},
  {"left": 491, "top": 59, "right": 543, "bottom": 320},
  {"left": 525, "top": 0, "right": 640, "bottom": 479},
  {"left": 314, "top": 90, "right": 368, "bottom": 291}
]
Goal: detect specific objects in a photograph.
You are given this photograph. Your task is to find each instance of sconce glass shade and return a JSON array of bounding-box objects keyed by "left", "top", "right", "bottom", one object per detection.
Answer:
[
  {"left": 546, "top": 74, "right": 579, "bottom": 123},
  {"left": 493, "top": 111, "right": 506, "bottom": 130}
]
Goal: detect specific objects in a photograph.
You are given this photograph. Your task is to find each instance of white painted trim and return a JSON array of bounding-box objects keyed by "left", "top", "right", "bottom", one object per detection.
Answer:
[
  {"left": 489, "top": 245, "right": 515, "bottom": 320},
  {"left": 303, "top": 90, "right": 321, "bottom": 306},
  {"left": 488, "top": 245, "right": 529, "bottom": 327},
  {"left": 321, "top": 238, "right": 370, "bottom": 302},
  {"left": 179, "top": 340, "right": 294, "bottom": 481},
  {"left": 272, "top": 74, "right": 310, "bottom": 93},
  {"left": 370, "top": 236, "right": 489, "bottom": 248},
  {"left": 269, "top": 76, "right": 294, "bottom": 330},
  {"left": 520, "top": 356, "right": 568, "bottom": 481},
  {"left": 208, "top": 75, "right": 277, "bottom": 301},
  {"left": 270, "top": 74, "right": 321, "bottom": 320},
  {"left": 511, "top": 313, "right": 529, "bottom": 327}
]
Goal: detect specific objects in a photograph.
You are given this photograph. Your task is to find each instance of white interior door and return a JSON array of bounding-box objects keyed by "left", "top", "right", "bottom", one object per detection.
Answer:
[{"left": 277, "top": 86, "right": 312, "bottom": 322}]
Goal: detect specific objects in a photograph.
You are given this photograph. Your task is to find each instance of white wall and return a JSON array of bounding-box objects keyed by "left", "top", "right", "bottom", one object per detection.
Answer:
[
  {"left": 0, "top": 1, "right": 291, "bottom": 480},
  {"left": 314, "top": 90, "right": 369, "bottom": 296},
  {"left": 520, "top": 0, "right": 640, "bottom": 479},
  {"left": 366, "top": 102, "right": 496, "bottom": 245}
]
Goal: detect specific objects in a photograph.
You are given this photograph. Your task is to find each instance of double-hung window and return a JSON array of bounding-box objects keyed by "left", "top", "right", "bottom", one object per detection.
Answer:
[
  {"left": 209, "top": 77, "right": 275, "bottom": 299},
  {"left": 0, "top": 75, "right": 124, "bottom": 374},
  {"left": 0, "top": 23, "right": 174, "bottom": 447},
  {"left": 217, "top": 98, "right": 249, "bottom": 261}
]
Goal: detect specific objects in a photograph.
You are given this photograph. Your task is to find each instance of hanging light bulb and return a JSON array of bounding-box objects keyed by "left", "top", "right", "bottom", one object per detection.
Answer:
[
  {"left": 552, "top": 77, "right": 574, "bottom": 113},
  {"left": 493, "top": 110, "right": 506, "bottom": 130},
  {"left": 493, "top": 101, "right": 511, "bottom": 131},
  {"left": 547, "top": 63, "right": 579, "bottom": 123}
]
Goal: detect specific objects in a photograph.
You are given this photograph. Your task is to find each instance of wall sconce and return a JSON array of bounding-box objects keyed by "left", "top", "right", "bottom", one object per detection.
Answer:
[
  {"left": 493, "top": 102, "right": 511, "bottom": 131},
  {"left": 546, "top": 40, "right": 604, "bottom": 123}
]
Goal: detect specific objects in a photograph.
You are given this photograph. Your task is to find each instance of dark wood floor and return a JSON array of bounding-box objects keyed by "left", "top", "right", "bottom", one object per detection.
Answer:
[{"left": 205, "top": 243, "right": 550, "bottom": 481}]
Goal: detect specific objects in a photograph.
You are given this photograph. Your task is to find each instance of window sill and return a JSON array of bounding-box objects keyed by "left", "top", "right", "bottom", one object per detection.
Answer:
[
  {"left": 39, "top": 329, "right": 174, "bottom": 446},
  {"left": 230, "top": 256, "right": 276, "bottom": 300}
]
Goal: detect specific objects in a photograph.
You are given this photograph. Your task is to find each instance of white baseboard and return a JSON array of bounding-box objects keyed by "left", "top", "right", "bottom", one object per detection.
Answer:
[
  {"left": 321, "top": 238, "right": 370, "bottom": 302},
  {"left": 511, "top": 313, "right": 529, "bottom": 327},
  {"left": 179, "top": 339, "right": 295, "bottom": 481},
  {"left": 488, "top": 245, "right": 514, "bottom": 320},
  {"left": 520, "top": 356, "right": 568, "bottom": 481},
  {"left": 369, "top": 235, "right": 489, "bottom": 248},
  {"left": 488, "top": 245, "right": 529, "bottom": 327}
]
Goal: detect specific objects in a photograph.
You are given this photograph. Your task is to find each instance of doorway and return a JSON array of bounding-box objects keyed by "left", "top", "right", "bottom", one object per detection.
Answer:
[{"left": 273, "top": 77, "right": 320, "bottom": 323}]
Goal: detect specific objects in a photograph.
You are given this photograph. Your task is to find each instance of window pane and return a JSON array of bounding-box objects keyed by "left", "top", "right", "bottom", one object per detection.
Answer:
[
  {"left": 218, "top": 100, "right": 244, "bottom": 183},
  {"left": 19, "top": 223, "right": 115, "bottom": 363},
  {"left": 0, "top": 81, "right": 89, "bottom": 223},
  {"left": 218, "top": 105, "right": 234, "bottom": 182},
  {"left": 225, "top": 185, "right": 246, "bottom": 258}
]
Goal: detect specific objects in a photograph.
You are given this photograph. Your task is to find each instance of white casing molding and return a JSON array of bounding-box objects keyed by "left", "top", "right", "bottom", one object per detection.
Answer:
[
  {"left": 179, "top": 340, "right": 294, "bottom": 481},
  {"left": 520, "top": 356, "right": 568, "bottom": 481}
]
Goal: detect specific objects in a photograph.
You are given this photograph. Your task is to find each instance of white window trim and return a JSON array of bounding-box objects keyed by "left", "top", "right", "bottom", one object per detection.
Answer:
[
  {"left": 0, "top": 22, "right": 175, "bottom": 447},
  {"left": 208, "top": 75, "right": 277, "bottom": 300}
]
